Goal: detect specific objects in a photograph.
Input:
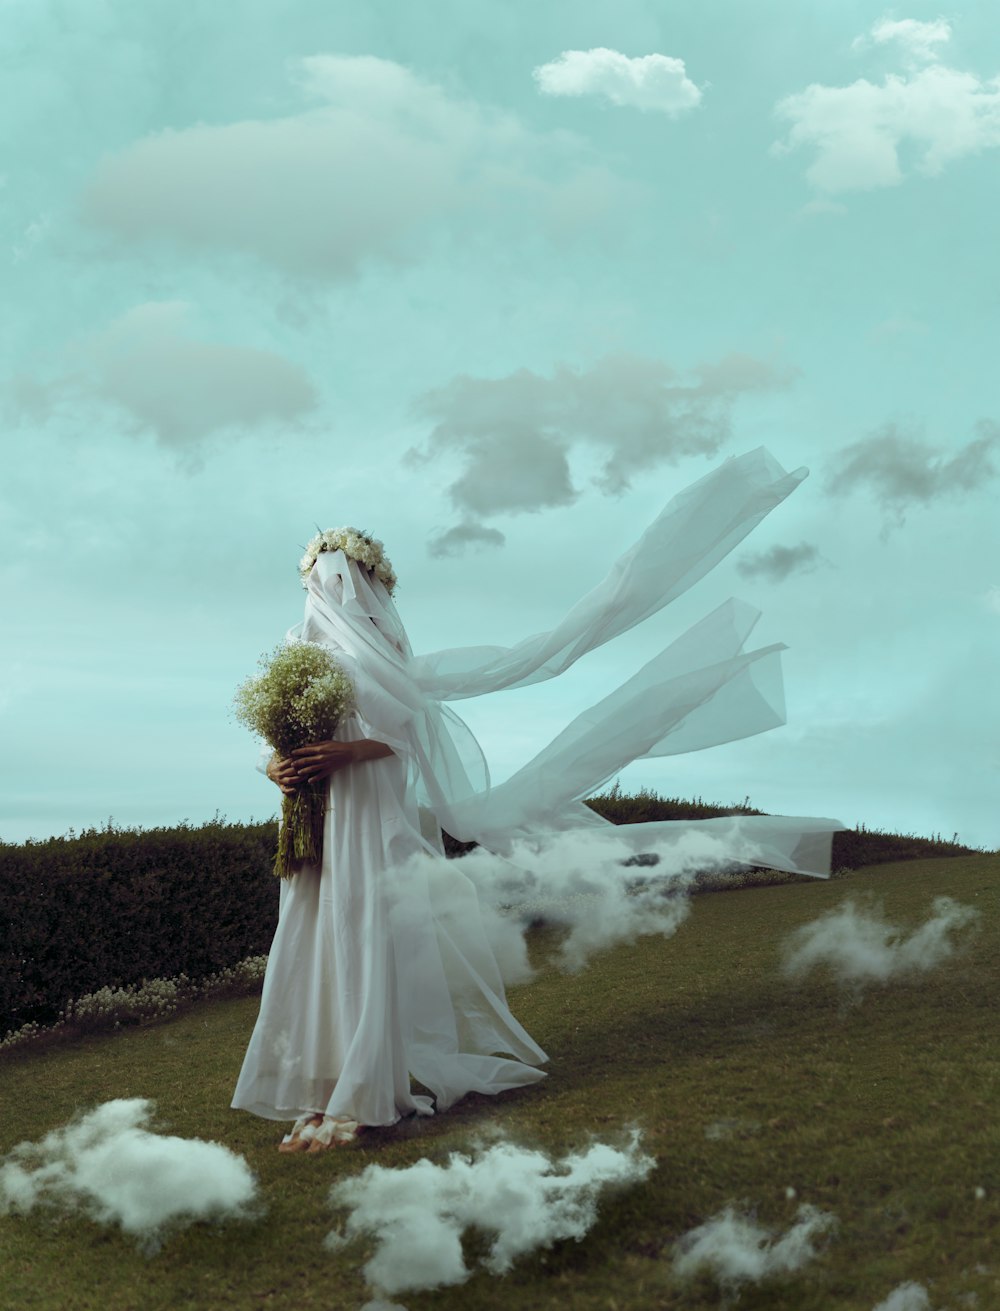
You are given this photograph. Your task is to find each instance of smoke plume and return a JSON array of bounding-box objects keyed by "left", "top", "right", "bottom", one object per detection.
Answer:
[
  {"left": 326, "top": 1130, "right": 655, "bottom": 1299},
  {"left": 0, "top": 1099, "right": 258, "bottom": 1252},
  {"left": 872, "top": 1282, "right": 935, "bottom": 1310},
  {"left": 673, "top": 1203, "right": 835, "bottom": 1287},
  {"left": 425, "top": 826, "right": 740, "bottom": 979},
  {"left": 781, "top": 896, "right": 978, "bottom": 995}
]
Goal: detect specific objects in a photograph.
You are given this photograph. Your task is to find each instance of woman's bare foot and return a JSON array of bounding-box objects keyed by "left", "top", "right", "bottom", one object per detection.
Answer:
[
  {"left": 305, "top": 1116, "right": 365, "bottom": 1152},
  {"left": 278, "top": 1114, "right": 367, "bottom": 1153},
  {"left": 277, "top": 1113, "right": 324, "bottom": 1152}
]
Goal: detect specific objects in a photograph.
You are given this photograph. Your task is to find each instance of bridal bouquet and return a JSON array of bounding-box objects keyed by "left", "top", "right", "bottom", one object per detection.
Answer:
[{"left": 234, "top": 641, "right": 355, "bottom": 878}]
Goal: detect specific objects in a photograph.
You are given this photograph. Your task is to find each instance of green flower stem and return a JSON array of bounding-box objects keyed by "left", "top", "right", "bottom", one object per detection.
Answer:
[{"left": 275, "top": 778, "right": 328, "bottom": 878}]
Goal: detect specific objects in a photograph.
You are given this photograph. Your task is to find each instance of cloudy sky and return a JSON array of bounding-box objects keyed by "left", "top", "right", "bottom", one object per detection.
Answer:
[{"left": 3, "top": 0, "right": 997, "bottom": 850}]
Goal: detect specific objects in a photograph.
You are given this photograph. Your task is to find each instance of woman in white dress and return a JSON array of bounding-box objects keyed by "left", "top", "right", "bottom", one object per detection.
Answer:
[
  {"left": 231, "top": 447, "right": 842, "bottom": 1152},
  {"left": 232, "top": 528, "right": 554, "bottom": 1152}
]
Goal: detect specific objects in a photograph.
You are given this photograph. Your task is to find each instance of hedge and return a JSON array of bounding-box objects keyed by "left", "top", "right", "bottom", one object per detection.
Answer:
[
  {"left": 0, "top": 819, "right": 279, "bottom": 1038},
  {"left": 1, "top": 794, "right": 982, "bottom": 1039}
]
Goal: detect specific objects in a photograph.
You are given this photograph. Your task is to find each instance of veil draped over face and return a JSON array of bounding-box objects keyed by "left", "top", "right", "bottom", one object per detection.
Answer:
[{"left": 290, "top": 446, "right": 842, "bottom": 879}]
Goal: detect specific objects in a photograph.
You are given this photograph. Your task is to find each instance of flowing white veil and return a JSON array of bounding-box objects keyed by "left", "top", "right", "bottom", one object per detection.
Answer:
[
  {"left": 291, "top": 446, "right": 842, "bottom": 880},
  {"left": 243, "top": 446, "right": 843, "bottom": 1120}
]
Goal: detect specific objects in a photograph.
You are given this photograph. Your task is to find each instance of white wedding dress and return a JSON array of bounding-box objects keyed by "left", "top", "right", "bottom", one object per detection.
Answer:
[{"left": 232, "top": 448, "right": 842, "bottom": 1128}]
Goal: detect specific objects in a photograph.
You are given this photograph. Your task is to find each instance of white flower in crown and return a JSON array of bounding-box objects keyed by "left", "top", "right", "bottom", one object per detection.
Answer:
[{"left": 299, "top": 526, "right": 397, "bottom": 595}]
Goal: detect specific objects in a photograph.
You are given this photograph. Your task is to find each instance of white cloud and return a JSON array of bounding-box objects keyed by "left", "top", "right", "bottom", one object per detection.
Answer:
[
  {"left": 79, "top": 54, "right": 622, "bottom": 278},
  {"left": 445, "top": 425, "right": 576, "bottom": 516},
  {"left": 872, "top": 1282, "right": 935, "bottom": 1311},
  {"left": 409, "top": 351, "right": 796, "bottom": 540},
  {"left": 869, "top": 314, "right": 930, "bottom": 346},
  {"left": 826, "top": 422, "right": 1000, "bottom": 521},
  {"left": 85, "top": 301, "right": 318, "bottom": 444},
  {"left": 673, "top": 1204, "right": 835, "bottom": 1287},
  {"left": 427, "top": 521, "right": 506, "bottom": 558},
  {"left": 773, "top": 45, "right": 1000, "bottom": 193},
  {"left": 736, "top": 541, "right": 823, "bottom": 583},
  {"left": 8, "top": 301, "right": 318, "bottom": 447},
  {"left": 450, "top": 826, "right": 727, "bottom": 975},
  {"left": 384, "top": 827, "right": 728, "bottom": 989},
  {"left": 781, "top": 896, "right": 979, "bottom": 994},
  {"left": 984, "top": 585, "right": 1000, "bottom": 615},
  {"left": 855, "top": 18, "right": 953, "bottom": 65},
  {"left": 533, "top": 48, "right": 702, "bottom": 116},
  {"left": 795, "top": 197, "right": 849, "bottom": 219},
  {"left": 326, "top": 1131, "right": 655, "bottom": 1298},
  {"left": 0, "top": 1099, "right": 258, "bottom": 1252}
]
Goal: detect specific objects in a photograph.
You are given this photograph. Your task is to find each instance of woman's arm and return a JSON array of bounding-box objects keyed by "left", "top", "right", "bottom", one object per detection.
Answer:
[{"left": 284, "top": 738, "right": 394, "bottom": 784}]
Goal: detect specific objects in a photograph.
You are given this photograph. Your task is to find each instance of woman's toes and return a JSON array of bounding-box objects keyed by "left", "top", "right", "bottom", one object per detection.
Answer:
[{"left": 277, "top": 1113, "right": 325, "bottom": 1152}]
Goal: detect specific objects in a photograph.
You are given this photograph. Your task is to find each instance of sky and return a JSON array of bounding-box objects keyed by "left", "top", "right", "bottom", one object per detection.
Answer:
[{"left": 2, "top": 0, "right": 997, "bottom": 850}]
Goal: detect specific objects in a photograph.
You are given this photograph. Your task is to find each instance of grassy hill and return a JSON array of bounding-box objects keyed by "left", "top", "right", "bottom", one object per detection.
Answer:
[{"left": 1, "top": 852, "right": 997, "bottom": 1310}]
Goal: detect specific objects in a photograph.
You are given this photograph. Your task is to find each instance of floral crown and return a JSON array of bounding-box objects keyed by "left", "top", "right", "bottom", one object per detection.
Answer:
[{"left": 299, "top": 527, "right": 397, "bottom": 596}]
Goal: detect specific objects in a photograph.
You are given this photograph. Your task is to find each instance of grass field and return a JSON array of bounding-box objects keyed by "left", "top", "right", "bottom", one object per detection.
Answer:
[{"left": 1, "top": 853, "right": 997, "bottom": 1310}]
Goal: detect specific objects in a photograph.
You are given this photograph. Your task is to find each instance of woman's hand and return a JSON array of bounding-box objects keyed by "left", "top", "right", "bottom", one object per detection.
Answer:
[
  {"left": 288, "top": 739, "right": 394, "bottom": 783},
  {"left": 266, "top": 754, "right": 301, "bottom": 797}
]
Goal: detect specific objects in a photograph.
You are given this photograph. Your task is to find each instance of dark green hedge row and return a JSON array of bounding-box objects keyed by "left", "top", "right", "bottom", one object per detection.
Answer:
[
  {"left": 2, "top": 794, "right": 983, "bottom": 1038},
  {"left": 827, "top": 824, "right": 977, "bottom": 871},
  {"left": 1, "top": 819, "right": 280, "bottom": 1038}
]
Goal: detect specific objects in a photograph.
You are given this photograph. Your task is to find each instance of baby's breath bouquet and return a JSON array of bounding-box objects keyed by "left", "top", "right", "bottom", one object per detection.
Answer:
[{"left": 234, "top": 641, "right": 355, "bottom": 878}]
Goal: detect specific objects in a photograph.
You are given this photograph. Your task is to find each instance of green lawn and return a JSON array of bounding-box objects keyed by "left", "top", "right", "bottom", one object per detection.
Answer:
[{"left": 1, "top": 854, "right": 998, "bottom": 1310}]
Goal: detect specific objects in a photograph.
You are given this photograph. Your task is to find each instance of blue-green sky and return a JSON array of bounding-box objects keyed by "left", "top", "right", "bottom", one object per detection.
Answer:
[{"left": 3, "top": 1, "right": 997, "bottom": 848}]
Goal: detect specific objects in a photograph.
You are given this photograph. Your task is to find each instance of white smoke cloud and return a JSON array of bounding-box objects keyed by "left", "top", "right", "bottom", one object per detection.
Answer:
[
  {"left": 441, "top": 826, "right": 743, "bottom": 977},
  {"left": 673, "top": 1204, "right": 835, "bottom": 1287},
  {"left": 872, "top": 1282, "right": 935, "bottom": 1311},
  {"left": 533, "top": 48, "right": 703, "bottom": 116},
  {"left": 0, "top": 1099, "right": 258, "bottom": 1252},
  {"left": 782, "top": 896, "right": 979, "bottom": 994},
  {"left": 326, "top": 1131, "right": 655, "bottom": 1299}
]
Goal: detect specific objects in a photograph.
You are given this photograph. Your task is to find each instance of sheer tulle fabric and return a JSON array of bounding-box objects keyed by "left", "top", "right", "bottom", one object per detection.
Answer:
[
  {"left": 232, "top": 724, "right": 545, "bottom": 1125},
  {"left": 232, "top": 447, "right": 842, "bottom": 1128},
  {"left": 408, "top": 446, "right": 807, "bottom": 698}
]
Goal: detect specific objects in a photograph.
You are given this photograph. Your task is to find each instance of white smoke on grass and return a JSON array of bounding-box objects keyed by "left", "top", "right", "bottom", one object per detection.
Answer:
[
  {"left": 782, "top": 896, "right": 978, "bottom": 995},
  {"left": 326, "top": 1130, "right": 655, "bottom": 1299},
  {"left": 872, "top": 1282, "right": 934, "bottom": 1311},
  {"left": 424, "top": 826, "right": 741, "bottom": 980},
  {"left": 0, "top": 1099, "right": 258, "bottom": 1252},
  {"left": 673, "top": 1204, "right": 836, "bottom": 1288}
]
